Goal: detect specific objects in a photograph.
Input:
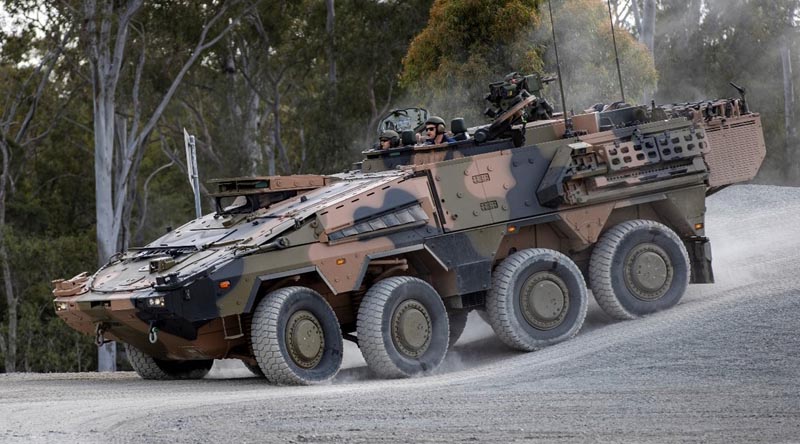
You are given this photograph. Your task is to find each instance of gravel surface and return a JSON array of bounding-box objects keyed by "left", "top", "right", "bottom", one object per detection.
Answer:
[{"left": 2, "top": 184, "right": 800, "bottom": 443}]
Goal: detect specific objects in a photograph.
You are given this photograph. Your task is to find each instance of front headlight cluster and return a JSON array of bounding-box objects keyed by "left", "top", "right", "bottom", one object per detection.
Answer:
[
  {"left": 54, "top": 301, "right": 69, "bottom": 312},
  {"left": 146, "top": 296, "right": 166, "bottom": 307}
]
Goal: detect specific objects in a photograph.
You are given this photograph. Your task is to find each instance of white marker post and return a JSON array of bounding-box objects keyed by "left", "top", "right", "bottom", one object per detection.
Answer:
[{"left": 183, "top": 129, "right": 202, "bottom": 218}]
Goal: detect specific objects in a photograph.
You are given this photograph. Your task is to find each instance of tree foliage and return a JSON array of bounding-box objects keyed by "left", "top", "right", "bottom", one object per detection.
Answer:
[
  {"left": 402, "top": 0, "right": 656, "bottom": 124},
  {"left": 402, "top": 0, "right": 544, "bottom": 123},
  {"left": 653, "top": 0, "right": 800, "bottom": 182}
]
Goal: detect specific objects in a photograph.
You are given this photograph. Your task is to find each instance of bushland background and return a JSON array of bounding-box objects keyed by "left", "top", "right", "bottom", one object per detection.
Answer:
[{"left": 0, "top": 0, "right": 796, "bottom": 372}]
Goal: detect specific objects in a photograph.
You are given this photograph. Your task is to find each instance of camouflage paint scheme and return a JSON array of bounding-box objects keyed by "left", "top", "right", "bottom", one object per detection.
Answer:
[{"left": 53, "top": 88, "right": 765, "bottom": 369}]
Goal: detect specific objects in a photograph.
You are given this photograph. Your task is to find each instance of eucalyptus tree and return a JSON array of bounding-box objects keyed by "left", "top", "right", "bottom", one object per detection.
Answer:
[{"left": 78, "top": 0, "right": 259, "bottom": 265}]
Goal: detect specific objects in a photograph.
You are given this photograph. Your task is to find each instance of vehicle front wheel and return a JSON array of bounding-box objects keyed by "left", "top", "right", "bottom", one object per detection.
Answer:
[
  {"left": 251, "top": 286, "right": 343, "bottom": 385},
  {"left": 357, "top": 276, "right": 449, "bottom": 378},
  {"left": 126, "top": 344, "right": 213, "bottom": 380}
]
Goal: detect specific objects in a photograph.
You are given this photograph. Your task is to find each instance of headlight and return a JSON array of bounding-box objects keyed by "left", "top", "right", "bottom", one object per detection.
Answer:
[
  {"left": 55, "top": 301, "right": 69, "bottom": 312},
  {"left": 146, "top": 296, "right": 166, "bottom": 307}
]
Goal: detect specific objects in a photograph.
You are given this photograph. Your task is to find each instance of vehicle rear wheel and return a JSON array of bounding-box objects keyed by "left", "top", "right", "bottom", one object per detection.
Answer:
[
  {"left": 357, "top": 276, "right": 449, "bottom": 378},
  {"left": 126, "top": 344, "right": 213, "bottom": 380},
  {"left": 589, "top": 219, "right": 690, "bottom": 320},
  {"left": 251, "top": 286, "right": 343, "bottom": 385},
  {"left": 486, "top": 248, "right": 588, "bottom": 351},
  {"left": 447, "top": 308, "right": 469, "bottom": 348}
]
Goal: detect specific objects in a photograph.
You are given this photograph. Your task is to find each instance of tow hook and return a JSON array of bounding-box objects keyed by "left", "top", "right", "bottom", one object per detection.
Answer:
[
  {"left": 148, "top": 322, "right": 159, "bottom": 344},
  {"left": 95, "top": 322, "right": 112, "bottom": 347}
]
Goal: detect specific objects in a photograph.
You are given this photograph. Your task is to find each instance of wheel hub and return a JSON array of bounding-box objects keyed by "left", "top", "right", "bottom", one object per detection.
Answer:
[
  {"left": 286, "top": 310, "right": 324, "bottom": 369},
  {"left": 624, "top": 243, "right": 673, "bottom": 301},
  {"left": 392, "top": 299, "right": 432, "bottom": 358},
  {"left": 520, "top": 272, "right": 569, "bottom": 330}
]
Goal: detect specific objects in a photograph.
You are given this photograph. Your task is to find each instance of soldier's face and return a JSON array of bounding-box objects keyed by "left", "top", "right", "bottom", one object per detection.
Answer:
[
  {"left": 425, "top": 126, "right": 436, "bottom": 138},
  {"left": 380, "top": 139, "right": 391, "bottom": 149}
]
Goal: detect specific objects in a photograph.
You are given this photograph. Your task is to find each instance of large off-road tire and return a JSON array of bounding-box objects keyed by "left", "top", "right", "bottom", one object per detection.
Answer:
[
  {"left": 126, "top": 344, "right": 213, "bottom": 380},
  {"left": 486, "top": 248, "right": 588, "bottom": 352},
  {"left": 589, "top": 219, "right": 690, "bottom": 320},
  {"left": 447, "top": 309, "right": 469, "bottom": 348},
  {"left": 357, "top": 276, "right": 449, "bottom": 378},
  {"left": 251, "top": 287, "right": 343, "bottom": 385}
]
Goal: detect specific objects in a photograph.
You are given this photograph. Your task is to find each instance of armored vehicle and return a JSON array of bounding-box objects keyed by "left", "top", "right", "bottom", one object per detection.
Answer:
[{"left": 53, "top": 73, "right": 765, "bottom": 385}]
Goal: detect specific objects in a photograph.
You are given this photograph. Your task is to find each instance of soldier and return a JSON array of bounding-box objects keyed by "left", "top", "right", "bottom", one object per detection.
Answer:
[
  {"left": 378, "top": 130, "right": 400, "bottom": 150},
  {"left": 423, "top": 116, "right": 456, "bottom": 145}
]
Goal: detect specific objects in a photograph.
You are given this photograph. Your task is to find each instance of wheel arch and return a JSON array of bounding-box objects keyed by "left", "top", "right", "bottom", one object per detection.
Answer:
[{"left": 244, "top": 266, "right": 334, "bottom": 315}]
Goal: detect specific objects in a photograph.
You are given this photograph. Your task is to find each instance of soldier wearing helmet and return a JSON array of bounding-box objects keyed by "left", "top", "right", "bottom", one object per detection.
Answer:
[
  {"left": 423, "top": 116, "right": 455, "bottom": 145},
  {"left": 378, "top": 130, "right": 400, "bottom": 150}
]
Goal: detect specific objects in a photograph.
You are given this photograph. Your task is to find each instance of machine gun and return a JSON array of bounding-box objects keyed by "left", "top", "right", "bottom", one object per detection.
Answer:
[
  {"left": 475, "top": 72, "right": 557, "bottom": 145},
  {"left": 484, "top": 72, "right": 556, "bottom": 122}
]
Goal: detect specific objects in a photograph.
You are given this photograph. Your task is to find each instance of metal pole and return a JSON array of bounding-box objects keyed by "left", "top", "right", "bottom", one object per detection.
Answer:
[
  {"left": 607, "top": 0, "right": 626, "bottom": 103},
  {"left": 184, "top": 129, "right": 202, "bottom": 218},
  {"left": 190, "top": 136, "right": 201, "bottom": 219}
]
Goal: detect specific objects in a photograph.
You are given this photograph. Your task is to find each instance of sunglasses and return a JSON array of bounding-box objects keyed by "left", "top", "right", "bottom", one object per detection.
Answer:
[{"left": 425, "top": 126, "right": 436, "bottom": 131}]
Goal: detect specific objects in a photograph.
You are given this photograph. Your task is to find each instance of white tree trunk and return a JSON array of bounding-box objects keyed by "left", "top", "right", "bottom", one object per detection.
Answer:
[
  {"left": 638, "top": 0, "right": 656, "bottom": 103},
  {"left": 94, "top": 97, "right": 118, "bottom": 264},
  {"left": 630, "top": 0, "right": 642, "bottom": 40},
  {"left": 641, "top": 0, "right": 656, "bottom": 54},
  {"left": 85, "top": 0, "right": 141, "bottom": 264},
  {"left": 781, "top": 38, "right": 797, "bottom": 182},
  {"left": 243, "top": 86, "right": 264, "bottom": 175}
]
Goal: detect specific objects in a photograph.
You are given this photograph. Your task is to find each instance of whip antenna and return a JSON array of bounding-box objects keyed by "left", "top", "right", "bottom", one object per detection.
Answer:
[
  {"left": 547, "top": 0, "right": 571, "bottom": 135},
  {"left": 607, "top": 0, "right": 626, "bottom": 103}
]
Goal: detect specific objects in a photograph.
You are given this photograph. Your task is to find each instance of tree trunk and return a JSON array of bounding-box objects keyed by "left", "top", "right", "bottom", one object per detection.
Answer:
[
  {"left": 94, "top": 96, "right": 119, "bottom": 265},
  {"left": 271, "top": 85, "right": 292, "bottom": 174},
  {"left": 781, "top": 37, "right": 797, "bottom": 182},
  {"left": 641, "top": 0, "right": 656, "bottom": 54},
  {"left": 0, "top": 141, "right": 15, "bottom": 372},
  {"left": 638, "top": 0, "right": 656, "bottom": 103},
  {"left": 244, "top": 89, "right": 264, "bottom": 175},
  {"left": 326, "top": 0, "right": 336, "bottom": 87},
  {"left": 266, "top": 144, "right": 276, "bottom": 176},
  {"left": 630, "top": 0, "right": 642, "bottom": 40},
  {"left": 1, "top": 251, "right": 17, "bottom": 373}
]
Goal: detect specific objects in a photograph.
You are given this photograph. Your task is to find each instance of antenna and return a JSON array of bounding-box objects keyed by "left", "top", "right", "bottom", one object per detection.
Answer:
[
  {"left": 547, "top": 0, "right": 570, "bottom": 135},
  {"left": 607, "top": 0, "right": 626, "bottom": 103}
]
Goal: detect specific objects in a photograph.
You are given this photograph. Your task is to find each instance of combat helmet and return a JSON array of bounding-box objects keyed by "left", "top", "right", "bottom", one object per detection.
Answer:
[
  {"left": 379, "top": 130, "right": 400, "bottom": 148},
  {"left": 425, "top": 116, "right": 446, "bottom": 134}
]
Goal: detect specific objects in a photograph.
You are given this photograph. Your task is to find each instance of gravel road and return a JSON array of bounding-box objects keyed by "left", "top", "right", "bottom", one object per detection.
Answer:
[{"left": 2, "top": 185, "right": 799, "bottom": 443}]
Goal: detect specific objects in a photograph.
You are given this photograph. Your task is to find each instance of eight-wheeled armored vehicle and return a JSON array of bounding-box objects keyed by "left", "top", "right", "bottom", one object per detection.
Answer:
[{"left": 53, "top": 73, "right": 765, "bottom": 384}]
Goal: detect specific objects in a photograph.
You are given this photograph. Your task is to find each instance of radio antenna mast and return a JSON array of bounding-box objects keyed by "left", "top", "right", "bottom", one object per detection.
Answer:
[
  {"left": 547, "top": 0, "right": 570, "bottom": 134},
  {"left": 607, "top": 0, "right": 626, "bottom": 103}
]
